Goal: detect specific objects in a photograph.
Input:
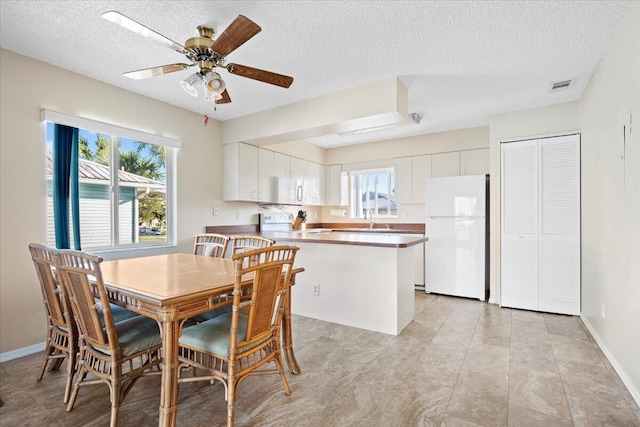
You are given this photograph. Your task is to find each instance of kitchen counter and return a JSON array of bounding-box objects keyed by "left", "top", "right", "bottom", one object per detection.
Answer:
[
  {"left": 254, "top": 229, "right": 426, "bottom": 336},
  {"left": 260, "top": 229, "right": 428, "bottom": 248}
]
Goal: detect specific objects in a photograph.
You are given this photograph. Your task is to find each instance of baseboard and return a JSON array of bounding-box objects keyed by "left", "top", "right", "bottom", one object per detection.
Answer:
[
  {"left": 489, "top": 297, "right": 498, "bottom": 304},
  {"left": 0, "top": 342, "right": 45, "bottom": 363},
  {"left": 581, "top": 315, "right": 640, "bottom": 407}
]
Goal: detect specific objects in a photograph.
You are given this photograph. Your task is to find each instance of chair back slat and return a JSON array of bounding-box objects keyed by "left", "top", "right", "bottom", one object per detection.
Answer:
[
  {"left": 232, "top": 245, "right": 297, "bottom": 345},
  {"left": 55, "top": 250, "right": 116, "bottom": 354},
  {"left": 193, "top": 233, "right": 230, "bottom": 258},
  {"left": 29, "top": 243, "right": 72, "bottom": 329},
  {"left": 231, "top": 236, "right": 275, "bottom": 267}
]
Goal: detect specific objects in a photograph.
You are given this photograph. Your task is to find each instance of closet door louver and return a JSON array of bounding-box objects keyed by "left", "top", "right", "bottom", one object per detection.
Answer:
[
  {"left": 501, "top": 139, "right": 539, "bottom": 311},
  {"left": 500, "top": 134, "right": 581, "bottom": 315},
  {"left": 539, "top": 134, "right": 581, "bottom": 314}
]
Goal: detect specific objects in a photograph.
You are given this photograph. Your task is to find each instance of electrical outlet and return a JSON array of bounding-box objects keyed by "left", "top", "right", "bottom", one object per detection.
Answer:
[
  {"left": 212, "top": 206, "right": 219, "bottom": 216},
  {"left": 236, "top": 210, "right": 242, "bottom": 220},
  {"left": 601, "top": 303, "right": 606, "bottom": 319},
  {"left": 312, "top": 283, "right": 320, "bottom": 296}
]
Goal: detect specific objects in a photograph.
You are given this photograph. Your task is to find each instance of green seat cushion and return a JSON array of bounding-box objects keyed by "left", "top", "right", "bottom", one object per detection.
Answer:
[
  {"left": 94, "top": 300, "right": 140, "bottom": 325},
  {"left": 95, "top": 315, "right": 162, "bottom": 357},
  {"left": 179, "top": 313, "right": 270, "bottom": 357},
  {"left": 107, "top": 304, "right": 140, "bottom": 324},
  {"left": 192, "top": 304, "right": 249, "bottom": 322}
]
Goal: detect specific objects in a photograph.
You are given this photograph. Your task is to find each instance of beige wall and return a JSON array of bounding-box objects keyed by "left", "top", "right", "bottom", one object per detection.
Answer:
[
  {"left": 488, "top": 101, "right": 580, "bottom": 304},
  {"left": 0, "top": 49, "right": 259, "bottom": 353},
  {"left": 326, "top": 126, "right": 489, "bottom": 165},
  {"left": 578, "top": 2, "right": 640, "bottom": 397}
]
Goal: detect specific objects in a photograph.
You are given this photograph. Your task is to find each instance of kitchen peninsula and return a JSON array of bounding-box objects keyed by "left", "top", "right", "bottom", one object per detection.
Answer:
[{"left": 261, "top": 229, "right": 428, "bottom": 335}]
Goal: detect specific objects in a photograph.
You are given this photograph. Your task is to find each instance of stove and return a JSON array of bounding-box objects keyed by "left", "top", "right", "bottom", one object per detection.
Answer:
[{"left": 259, "top": 212, "right": 294, "bottom": 232}]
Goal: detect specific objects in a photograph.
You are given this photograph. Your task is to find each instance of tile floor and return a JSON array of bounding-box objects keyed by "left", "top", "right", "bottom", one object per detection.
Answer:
[{"left": 0, "top": 292, "right": 638, "bottom": 426}]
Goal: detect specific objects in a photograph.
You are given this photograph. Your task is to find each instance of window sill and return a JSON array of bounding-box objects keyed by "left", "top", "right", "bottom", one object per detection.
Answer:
[{"left": 90, "top": 243, "right": 178, "bottom": 261}]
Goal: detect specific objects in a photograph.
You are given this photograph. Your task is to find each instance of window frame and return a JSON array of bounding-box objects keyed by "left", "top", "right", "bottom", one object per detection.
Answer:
[
  {"left": 42, "top": 109, "right": 179, "bottom": 252},
  {"left": 349, "top": 167, "right": 398, "bottom": 219}
]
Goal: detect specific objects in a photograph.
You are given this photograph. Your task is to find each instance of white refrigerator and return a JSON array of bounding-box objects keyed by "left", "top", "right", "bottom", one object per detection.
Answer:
[{"left": 425, "top": 175, "right": 488, "bottom": 301}]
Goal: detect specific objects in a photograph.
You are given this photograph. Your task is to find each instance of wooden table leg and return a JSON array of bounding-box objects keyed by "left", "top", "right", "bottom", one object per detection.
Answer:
[
  {"left": 158, "top": 316, "right": 180, "bottom": 427},
  {"left": 282, "top": 268, "right": 303, "bottom": 375}
]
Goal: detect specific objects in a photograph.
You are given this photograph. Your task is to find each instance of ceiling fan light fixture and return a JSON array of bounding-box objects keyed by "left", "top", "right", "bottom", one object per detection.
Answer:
[
  {"left": 179, "top": 72, "right": 202, "bottom": 97},
  {"left": 204, "top": 71, "right": 226, "bottom": 96}
]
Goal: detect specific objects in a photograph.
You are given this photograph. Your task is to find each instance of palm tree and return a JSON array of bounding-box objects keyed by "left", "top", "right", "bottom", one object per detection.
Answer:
[{"left": 119, "top": 151, "right": 164, "bottom": 181}]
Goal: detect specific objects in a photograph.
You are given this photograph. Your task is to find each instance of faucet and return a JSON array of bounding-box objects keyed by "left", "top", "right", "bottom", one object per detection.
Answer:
[{"left": 366, "top": 209, "right": 375, "bottom": 229}]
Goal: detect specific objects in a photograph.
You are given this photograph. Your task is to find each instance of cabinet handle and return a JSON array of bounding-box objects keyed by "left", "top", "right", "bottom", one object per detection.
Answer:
[
  {"left": 257, "top": 191, "right": 263, "bottom": 200},
  {"left": 251, "top": 191, "right": 257, "bottom": 200}
]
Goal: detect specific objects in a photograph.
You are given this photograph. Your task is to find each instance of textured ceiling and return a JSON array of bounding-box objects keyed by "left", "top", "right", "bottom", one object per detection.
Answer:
[{"left": 0, "top": 1, "right": 632, "bottom": 148}]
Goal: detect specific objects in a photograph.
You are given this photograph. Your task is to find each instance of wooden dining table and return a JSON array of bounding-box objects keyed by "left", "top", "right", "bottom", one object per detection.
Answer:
[{"left": 99, "top": 253, "right": 302, "bottom": 427}]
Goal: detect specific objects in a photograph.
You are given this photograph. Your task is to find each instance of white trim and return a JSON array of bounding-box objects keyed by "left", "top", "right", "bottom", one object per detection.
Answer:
[
  {"left": 581, "top": 315, "right": 640, "bottom": 407},
  {"left": 0, "top": 342, "right": 45, "bottom": 363},
  {"left": 500, "top": 130, "right": 580, "bottom": 145},
  {"left": 40, "top": 109, "right": 182, "bottom": 149}
]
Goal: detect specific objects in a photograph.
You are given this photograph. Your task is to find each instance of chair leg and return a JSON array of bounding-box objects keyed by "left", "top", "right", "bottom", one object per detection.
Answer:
[
  {"left": 191, "top": 367, "right": 200, "bottom": 392},
  {"left": 66, "top": 365, "right": 86, "bottom": 412},
  {"left": 63, "top": 353, "right": 75, "bottom": 404},
  {"left": 109, "top": 381, "right": 120, "bottom": 427},
  {"left": 274, "top": 356, "right": 291, "bottom": 396},
  {"left": 36, "top": 342, "right": 53, "bottom": 381},
  {"left": 227, "top": 379, "right": 236, "bottom": 427}
]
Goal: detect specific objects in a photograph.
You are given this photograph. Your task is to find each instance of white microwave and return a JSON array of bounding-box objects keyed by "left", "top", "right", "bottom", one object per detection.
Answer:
[{"left": 274, "top": 176, "right": 304, "bottom": 205}]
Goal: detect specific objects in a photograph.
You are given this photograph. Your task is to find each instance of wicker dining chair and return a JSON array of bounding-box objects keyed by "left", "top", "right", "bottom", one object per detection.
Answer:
[
  {"left": 191, "top": 235, "right": 276, "bottom": 324},
  {"left": 55, "top": 249, "right": 162, "bottom": 427},
  {"left": 28, "top": 243, "right": 78, "bottom": 404},
  {"left": 178, "top": 245, "right": 299, "bottom": 427},
  {"left": 193, "top": 233, "right": 230, "bottom": 258}
]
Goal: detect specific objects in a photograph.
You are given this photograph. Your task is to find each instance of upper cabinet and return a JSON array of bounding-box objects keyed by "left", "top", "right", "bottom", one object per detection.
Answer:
[
  {"left": 431, "top": 152, "right": 460, "bottom": 177},
  {"left": 327, "top": 164, "right": 348, "bottom": 206},
  {"left": 223, "top": 142, "right": 260, "bottom": 202},
  {"left": 460, "top": 148, "right": 490, "bottom": 176},
  {"left": 223, "top": 142, "right": 326, "bottom": 205},
  {"left": 411, "top": 154, "right": 432, "bottom": 204},
  {"left": 394, "top": 157, "right": 413, "bottom": 204}
]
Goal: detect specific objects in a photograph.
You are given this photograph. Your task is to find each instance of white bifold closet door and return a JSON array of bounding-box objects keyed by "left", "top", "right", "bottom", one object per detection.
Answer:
[{"left": 501, "top": 134, "right": 581, "bottom": 315}]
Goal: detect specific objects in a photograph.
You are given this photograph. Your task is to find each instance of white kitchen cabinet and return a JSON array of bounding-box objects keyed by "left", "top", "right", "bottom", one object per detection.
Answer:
[
  {"left": 328, "top": 164, "right": 348, "bottom": 206},
  {"left": 431, "top": 152, "right": 460, "bottom": 177},
  {"left": 394, "top": 157, "right": 413, "bottom": 204},
  {"left": 223, "top": 142, "right": 259, "bottom": 201},
  {"left": 500, "top": 134, "right": 580, "bottom": 315},
  {"left": 303, "top": 160, "right": 326, "bottom": 205},
  {"left": 274, "top": 152, "right": 291, "bottom": 178},
  {"left": 460, "top": 148, "right": 489, "bottom": 175},
  {"left": 258, "top": 148, "right": 275, "bottom": 203},
  {"left": 411, "top": 154, "right": 432, "bottom": 204}
]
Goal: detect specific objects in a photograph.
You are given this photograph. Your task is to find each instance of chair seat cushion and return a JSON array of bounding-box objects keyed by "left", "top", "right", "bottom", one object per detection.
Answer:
[
  {"left": 107, "top": 304, "right": 140, "bottom": 324},
  {"left": 192, "top": 304, "right": 249, "bottom": 323},
  {"left": 95, "top": 316, "right": 162, "bottom": 357},
  {"left": 179, "top": 313, "right": 270, "bottom": 357}
]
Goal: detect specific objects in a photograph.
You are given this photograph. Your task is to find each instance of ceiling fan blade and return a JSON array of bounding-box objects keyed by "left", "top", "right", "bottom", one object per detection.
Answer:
[
  {"left": 211, "top": 15, "right": 261, "bottom": 56},
  {"left": 123, "top": 63, "right": 192, "bottom": 80},
  {"left": 102, "top": 11, "right": 188, "bottom": 55},
  {"left": 217, "top": 89, "right": 232, "bottom": 104},
  {"left": 226, "top": 64, "right": 294, "bottom": 88}
]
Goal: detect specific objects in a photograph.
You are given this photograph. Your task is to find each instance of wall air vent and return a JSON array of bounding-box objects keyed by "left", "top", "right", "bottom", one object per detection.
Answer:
[{"left": 549, "top": 79, "right": 574, "bottom": 92}]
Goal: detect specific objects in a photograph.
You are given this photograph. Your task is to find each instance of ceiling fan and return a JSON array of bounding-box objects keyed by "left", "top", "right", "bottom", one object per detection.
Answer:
[{"left": 101, "top": 11, "right": 294, "bottom": 105}]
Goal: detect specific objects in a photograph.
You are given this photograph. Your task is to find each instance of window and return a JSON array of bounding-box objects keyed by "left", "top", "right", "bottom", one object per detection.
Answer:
[
  {"left": 43, "top": 110, "right": 178, "bottom": 250},
  {"left": 350, "top": 168, "right": 397, "bottom": 218}
]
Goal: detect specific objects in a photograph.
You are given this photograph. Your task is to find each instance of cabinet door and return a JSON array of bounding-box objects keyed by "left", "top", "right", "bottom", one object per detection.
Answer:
[
  {"left": 431, "top": 152, "right": 460, "bottom": 177},
  {"left": 223, "top": 142, "right": 258, "bottom": 202},
  {"left": 238, "top": 143, "right": 259, "bottom": 201},
  {"left": 460, "top": 148, "right": 489, "bottom": 175},
  {"left": 274, "top": 152, "right": 290, "bottom": 177},
  {"left": 394, "top": 157, "right": 412, "bottom": 204},
  {"left": 411, "top": 154, "right": 432, "bottom": 204},
  {"left": 304, "top": 160, "right": 325, "bottom": 205},
  {"left": 538, "top": 135, "right": 581, "bottom": 315},
  {"left": 258, "top": 148, "right": 275, "bottom": 203},
  {"left": 328, "top": 165, "right": 348, "bottom": 206},
  {"left": 500, "top": 139, "right": 539, "bottom": 310}
]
